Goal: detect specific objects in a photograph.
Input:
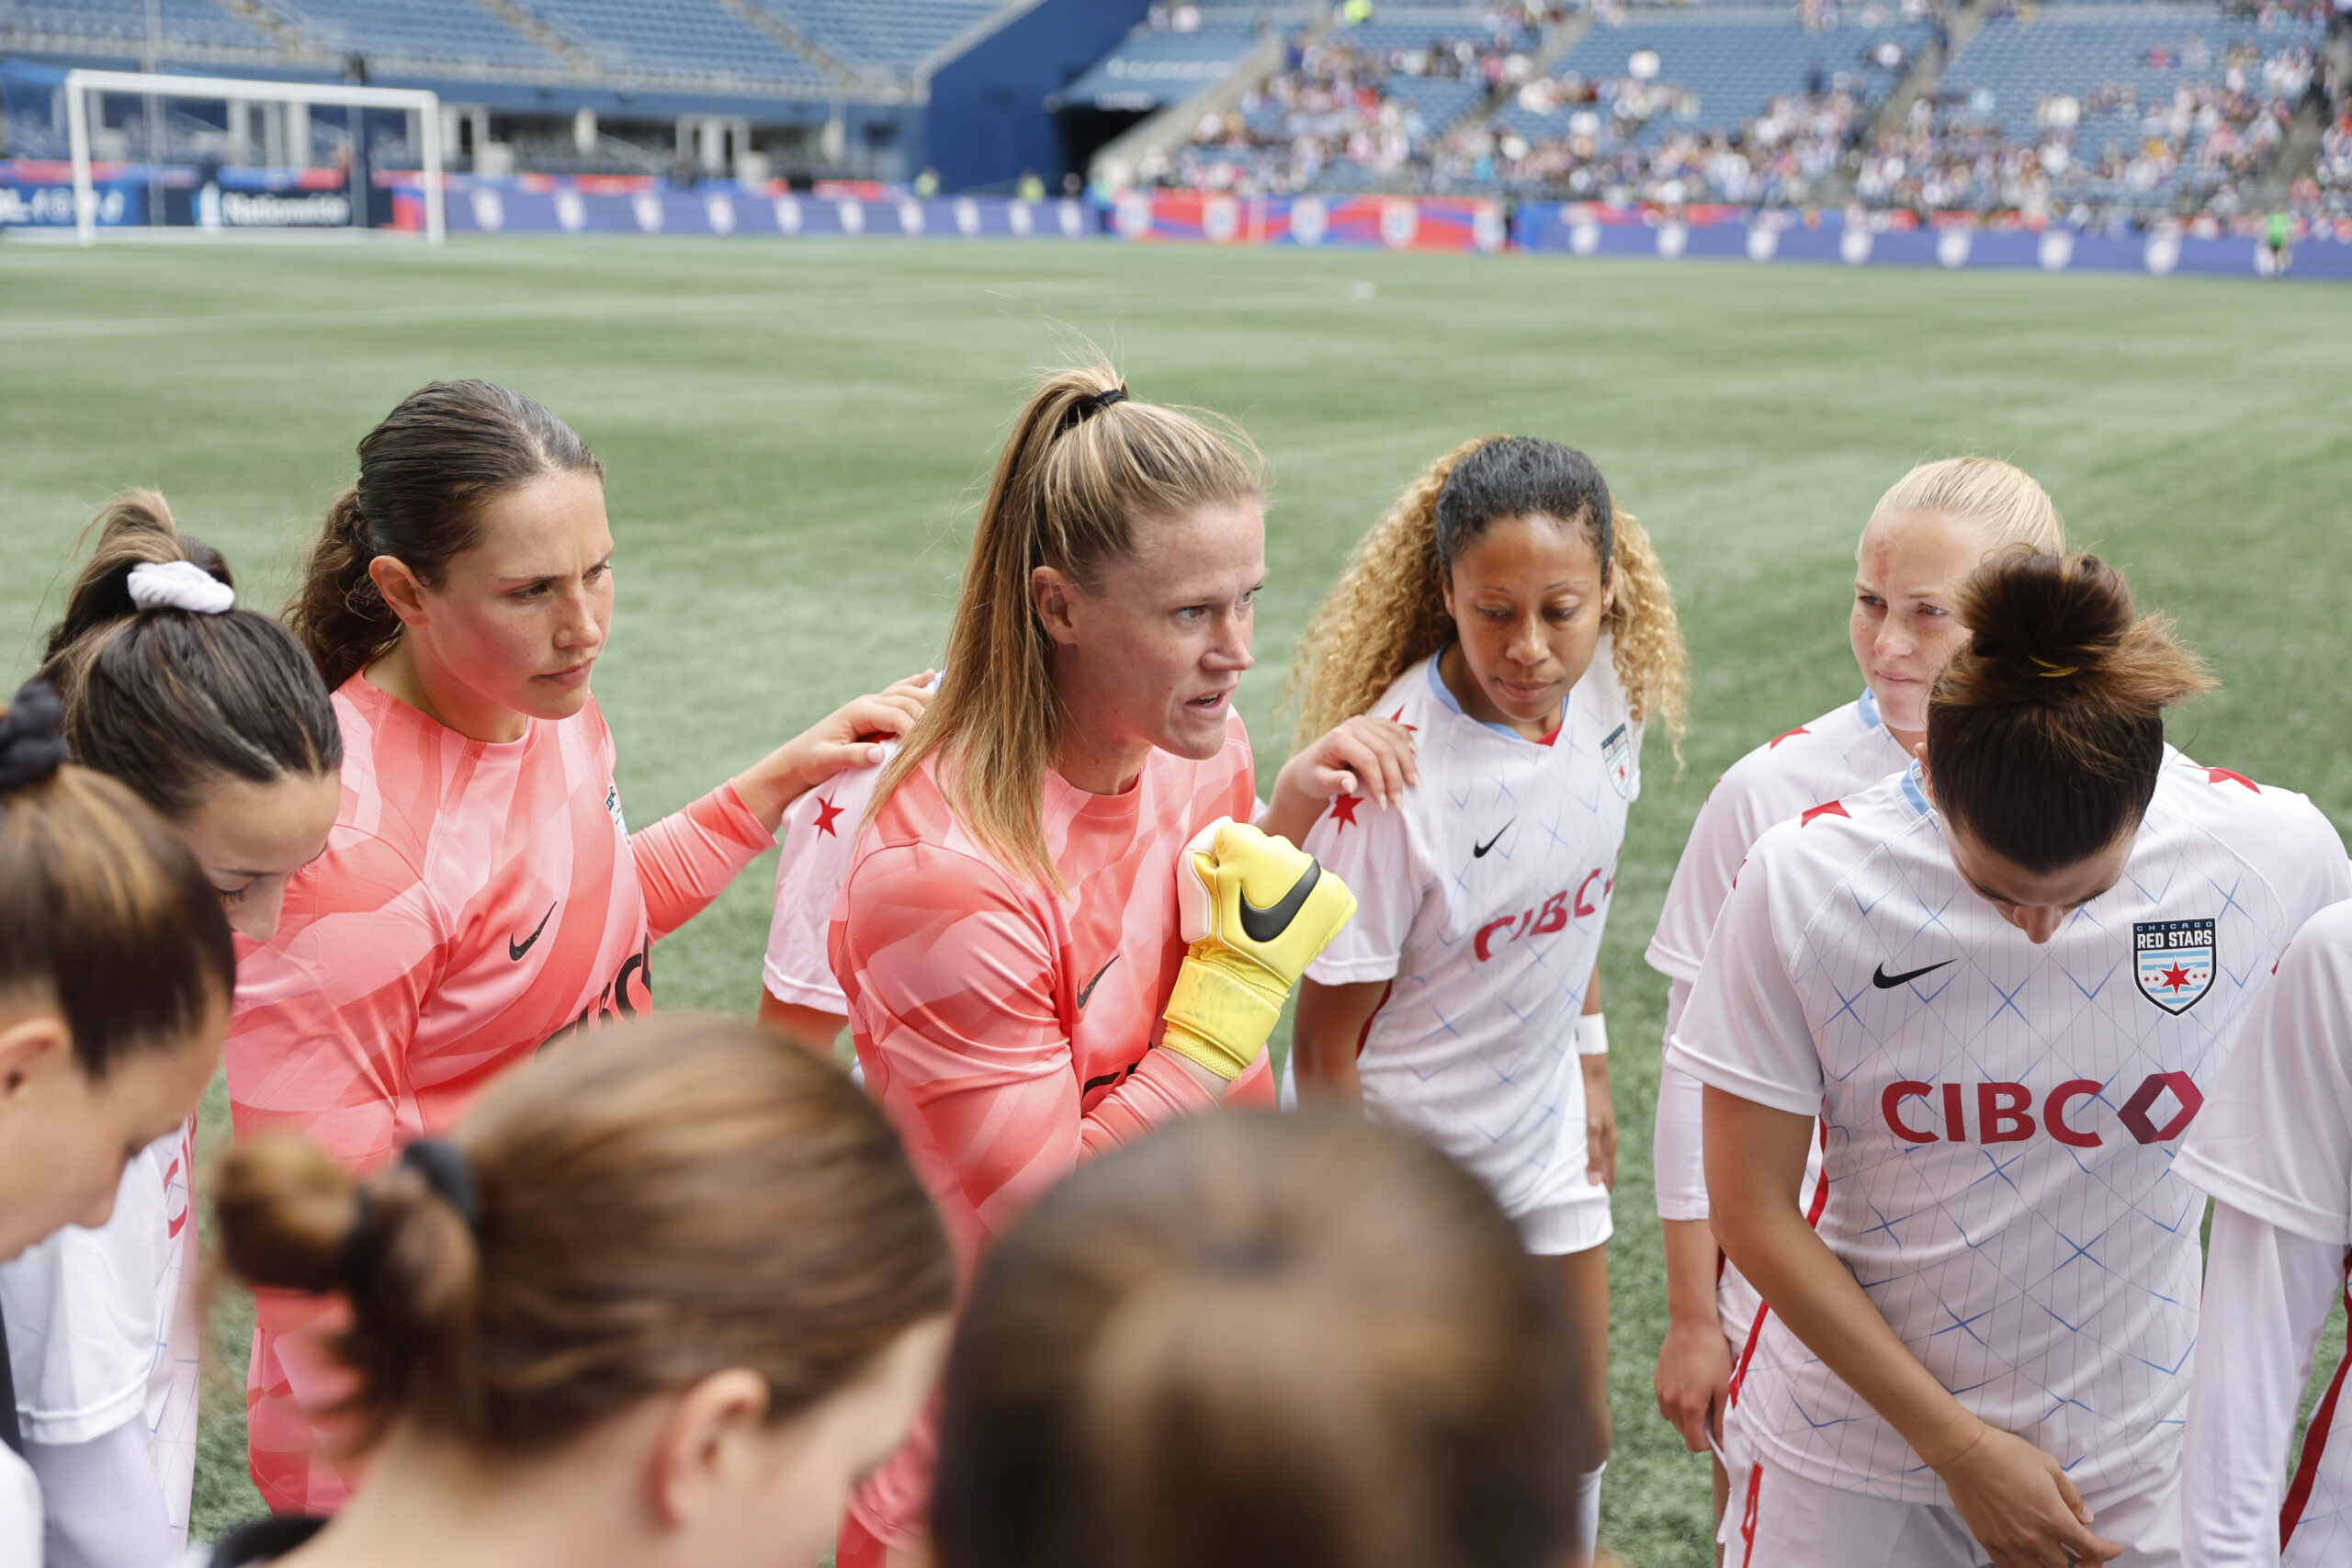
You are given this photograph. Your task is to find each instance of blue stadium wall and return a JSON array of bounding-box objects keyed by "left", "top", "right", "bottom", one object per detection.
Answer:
[{"left": 925, "top": 0, "right": 1149, "bottom": 192}]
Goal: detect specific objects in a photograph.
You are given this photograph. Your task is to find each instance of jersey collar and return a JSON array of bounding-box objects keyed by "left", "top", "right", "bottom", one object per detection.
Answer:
[
  {"left": 1857, "top": 685, "right": 1883, "bottom": 730},
  {"left": 1425, "top": 649, "right": 1563, "bottom": 744}
]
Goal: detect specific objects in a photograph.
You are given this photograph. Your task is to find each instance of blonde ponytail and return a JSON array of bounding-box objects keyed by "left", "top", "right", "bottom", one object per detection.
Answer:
[{"left": 876, "top": 366, "right": 1262, "bottom": 886}]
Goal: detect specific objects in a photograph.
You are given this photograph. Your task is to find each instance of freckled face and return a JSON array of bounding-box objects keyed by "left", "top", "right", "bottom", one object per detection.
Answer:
[{"left": 1850, "top": 509, "right": 1989, "bottom": 738}]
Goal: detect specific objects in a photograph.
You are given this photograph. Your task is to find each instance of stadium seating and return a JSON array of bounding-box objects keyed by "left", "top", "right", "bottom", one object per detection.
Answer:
[
  {"left": 1431, "top": 5, "right": 1928, "bottom": 199},
  {"left": 6, "top": 0, "right": 276, "bottom": 55},
  {"left": 530, "top": 0, "right": 828, "bottom": 85},
  {"left": 256, "top": 0, "right": 561, "bottom": 73},
  {"left": 1171, "top": 6, "right": 1555, "bottom": 193},
  {"left": 1060, "top": 12, "right": 1285, "bottom": 112},
  {"left": 742, "top": 0, "right": 1004, "bottom": 75},
  {"left": 1858, "top": 4, "right": 2325, "bottom": 218}
]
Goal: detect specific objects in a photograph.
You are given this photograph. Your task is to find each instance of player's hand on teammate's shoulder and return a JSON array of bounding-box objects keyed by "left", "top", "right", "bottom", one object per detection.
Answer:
[
  {"left": 1261, "top": 712, "right": 1419, "bottom": 845},
  {"left": 732, "top": 670, "right": 936, "bottom": 828},
  {"left": 1936, "top": 1423, "right": 2122, "bottom": 1567}
]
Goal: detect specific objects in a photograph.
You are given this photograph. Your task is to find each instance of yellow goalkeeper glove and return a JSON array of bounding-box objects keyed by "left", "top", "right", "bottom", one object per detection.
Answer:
[{"left": 1159, "top": 818, "right": 1356, "bottom": 1082}]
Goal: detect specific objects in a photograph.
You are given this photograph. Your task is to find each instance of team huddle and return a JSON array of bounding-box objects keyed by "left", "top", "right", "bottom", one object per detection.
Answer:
[{"left": 0, "top": 367, "right": 2344, "bottom": 1568}]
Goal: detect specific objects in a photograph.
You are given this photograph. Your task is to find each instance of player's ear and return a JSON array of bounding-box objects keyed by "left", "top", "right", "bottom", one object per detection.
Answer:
[
  {"left": 647, "top": 1368, "right": 772, "bottom": 1529},
  {"left": 368, "top": 556, "right": 432, "bottom": 627},
  {"left": 1031, "top": 565, "right": 1080, "bottom": 647},
  {"left": 0, "top": 1012, "right": 72, "bottom": 1106},
  {"left": 1914, "top": 750, "right": 1936, "bottom": 803}
]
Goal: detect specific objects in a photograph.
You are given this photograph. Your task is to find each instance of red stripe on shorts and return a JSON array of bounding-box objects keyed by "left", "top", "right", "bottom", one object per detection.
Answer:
[
  {"left": 2282, "top": 1262, "right": 2352, "bottom": 1550},
  {"left": 1739, "top": 1463, "right": 1763, "bottom": 1565},
  {"left": 1728, "top": 1122, "right": 1832, "bottom": 1409}
]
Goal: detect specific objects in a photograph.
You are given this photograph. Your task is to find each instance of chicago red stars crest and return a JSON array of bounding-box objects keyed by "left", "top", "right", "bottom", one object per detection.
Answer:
[
  {"left": 2134, "top": 918, "right": 2215, "bottom": 1015},
  {"left": 1603, "top": 721, "right": 1633, "bottom": 798}
]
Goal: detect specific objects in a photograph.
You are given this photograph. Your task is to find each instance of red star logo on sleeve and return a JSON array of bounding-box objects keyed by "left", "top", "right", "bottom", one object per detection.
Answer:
[
  {"left": 1388, "top": 705, "right": 1418, "bottom": 733},
  {"left": 1329, "top": 794, "right": 1363, "bottom": 832},
  {"left": 812, "top": 794, "right": 844, "bottom": 837},
  {"left": 2158, "top": 962, "right": 2194, "bottom": 993},
  {"left": 1799, "top": 799, "right": 1849, "bottom": 826},
  {"left": 2204, "top": 767, "right": 2260, "bottom": 793},
  {"left": 1769, "top": 726, "right": 1811, "bottom": 749}
]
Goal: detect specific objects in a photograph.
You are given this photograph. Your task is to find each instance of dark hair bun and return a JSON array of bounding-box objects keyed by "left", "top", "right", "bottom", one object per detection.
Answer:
[
  {"left": 0, "top": 681, "right": 70, "bottom": 792},
  {"left": 1951, "top": 548, "right": 2133, "bottom": 700}
]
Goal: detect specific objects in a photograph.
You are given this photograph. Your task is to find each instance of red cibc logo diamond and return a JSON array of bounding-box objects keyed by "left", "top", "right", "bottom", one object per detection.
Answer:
[{"left": 2117, "top": 1070, "right": 2204, "bottom": 1145}]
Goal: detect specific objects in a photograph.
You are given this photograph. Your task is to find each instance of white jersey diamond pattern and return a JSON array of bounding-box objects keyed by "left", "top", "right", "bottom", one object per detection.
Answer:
[
  {"left": 1306, "top": 647, "right": 1638, "bottom": 1220},
  {"left": 1677, "top": 756, "right": 2348, "bottom": 1506}
]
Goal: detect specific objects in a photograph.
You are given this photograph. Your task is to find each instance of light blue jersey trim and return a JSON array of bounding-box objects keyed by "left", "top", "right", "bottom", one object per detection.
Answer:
[
  {"left": 1857, "top": 685, "right": 1883, "bottom": 730},
  {"left": 1900, "top": 760, "right": 1933, "bottom": 819},
  {"left": 1424, "top": 648, "right": 1565, "bottom": 743}
]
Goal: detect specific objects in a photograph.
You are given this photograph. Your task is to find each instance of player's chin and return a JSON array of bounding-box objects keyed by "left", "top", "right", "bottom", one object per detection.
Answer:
[
  {"left": 1159, "top": 699, "right": 1233, "bottom": 760},
  {"left": 516, "top": 678, "right": 595, "bottom": 722}
]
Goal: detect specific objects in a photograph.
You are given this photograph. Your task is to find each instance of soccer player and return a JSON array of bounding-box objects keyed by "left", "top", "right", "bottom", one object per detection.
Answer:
[
  {"left": 1286, "top": 434, "right": 1690, "bottom": 1564},
  {"left": 935, "top": 1112, "right": 1594, "bottom": 1568},
  {"left": 193, "top": 1015, "right": 953, "bottom": 1568},
  {"left": 829, "top": 367, "right": 1373, "bottom": 1568},
  {"left": 1680, "top": 549, "right": 2349, "bottom": 1567},
  {"left": 2173, "top": 907, "right": 2352, "bottom": 1567},
  {"left": 232, "top": 378, "right": 929, "bottom": 1514},
  {"left": 1645, "top": 457, "right": 2065, "bottom": 1551},
  {"left": 0, "top": 681, "right": 237, "bottom": 1567},
  {"left": 5, "top": 494, "right": 341, "bottom": 1568}
]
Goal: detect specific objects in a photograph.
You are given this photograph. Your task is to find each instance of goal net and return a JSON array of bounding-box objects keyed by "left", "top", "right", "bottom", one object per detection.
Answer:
[{"left": 43, "top": 69, "right": 444, "bottom": 245}]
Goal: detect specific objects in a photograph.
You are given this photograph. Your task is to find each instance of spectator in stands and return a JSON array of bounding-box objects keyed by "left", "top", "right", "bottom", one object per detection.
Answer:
[{"left": 934, "top": 1112, "right": 1594, "bottom": 1568}]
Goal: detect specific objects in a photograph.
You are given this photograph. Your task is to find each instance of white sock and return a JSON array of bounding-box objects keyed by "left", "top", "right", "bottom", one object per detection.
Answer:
[{"left": 1573, "top": 1461, "right": 1606, "bottom": 1562}]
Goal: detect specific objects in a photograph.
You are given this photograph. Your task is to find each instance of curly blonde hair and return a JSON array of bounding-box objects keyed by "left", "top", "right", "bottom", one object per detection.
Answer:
[{"left": 1288, "top": 436, "right": 1688, "bottom": 759}]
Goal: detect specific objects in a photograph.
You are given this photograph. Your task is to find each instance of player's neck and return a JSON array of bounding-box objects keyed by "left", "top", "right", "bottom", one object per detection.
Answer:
[
  {"left": 1437, "top": 643, "right": 1559, "bottom": 743},
  {"left": 281, "top": 1421, "right": 652, "bottom": 1568},
  {"left": 367, "top": 637, "right": 529, "bottom": 745}
]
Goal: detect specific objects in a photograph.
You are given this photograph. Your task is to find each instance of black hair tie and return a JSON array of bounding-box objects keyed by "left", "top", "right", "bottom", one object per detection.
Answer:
[
  {"left": 400, "top": 1138, "right": 484, "bottom": 1232},
  {"left": 1057, "top": 384, "right": 1128, "bottom": 434},
  {"left": 0, "top": 682, "right": 70, "bottom": 794}
]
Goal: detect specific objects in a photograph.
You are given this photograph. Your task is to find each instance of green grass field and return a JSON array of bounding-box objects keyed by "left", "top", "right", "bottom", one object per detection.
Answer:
[{"left": 3, "top": 234, "right": 2348, "bottom": 1565}]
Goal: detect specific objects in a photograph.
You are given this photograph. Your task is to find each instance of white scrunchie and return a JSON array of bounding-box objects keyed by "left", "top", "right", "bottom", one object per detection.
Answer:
[{"left": 127, "top": 559, "right": 235, "bottom": 615}]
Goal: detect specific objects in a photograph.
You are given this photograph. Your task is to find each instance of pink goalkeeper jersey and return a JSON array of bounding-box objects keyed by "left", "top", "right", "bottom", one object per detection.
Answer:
[
  {"left": 829, "top": 713, "right": 1270, "bottom": 1551},
  {"left": 227, "top": 673, "right": 775, "bottom": 1515}
]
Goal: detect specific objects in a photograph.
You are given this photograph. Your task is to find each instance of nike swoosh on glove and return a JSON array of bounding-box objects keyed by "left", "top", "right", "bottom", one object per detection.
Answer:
[{"left": 1159, "top": 817, "right": 1357, "bottom": 1082}]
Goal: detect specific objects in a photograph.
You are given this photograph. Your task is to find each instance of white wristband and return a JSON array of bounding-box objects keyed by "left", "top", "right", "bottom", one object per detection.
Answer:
[{"left": 1576, "top": 1012, "right": 1609, "bottom": 1056}]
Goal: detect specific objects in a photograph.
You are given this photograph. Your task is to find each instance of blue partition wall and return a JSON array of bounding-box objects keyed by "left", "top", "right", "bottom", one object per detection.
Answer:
[{"left": 924, "top": 0, "right": 1152, "bottom": 192}]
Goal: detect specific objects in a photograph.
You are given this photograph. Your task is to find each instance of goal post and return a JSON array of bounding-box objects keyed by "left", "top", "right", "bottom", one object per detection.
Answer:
[{"left": 62, "top": 69, "right": 445, "bottom": 247}]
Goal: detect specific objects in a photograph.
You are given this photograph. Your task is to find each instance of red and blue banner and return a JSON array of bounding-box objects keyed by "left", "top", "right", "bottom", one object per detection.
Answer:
[{"left": 1108, "top": 189, "right": 1507, "bottom": 253}]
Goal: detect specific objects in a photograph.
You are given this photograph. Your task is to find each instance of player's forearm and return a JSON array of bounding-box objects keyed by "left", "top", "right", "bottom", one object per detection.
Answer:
[
  {"left": 1661, "top": 1218, "right": 1724, "bottom": 1328},
  {"left": 1705, "top": 1087, "right": 1984, "bottom": 1468},
  {"left": 2183, "top": 1203, "right": 2345, "bottom": 1567},
  {"left": 1291, "top": 978, "right": 1380, "bottom": 1108}
]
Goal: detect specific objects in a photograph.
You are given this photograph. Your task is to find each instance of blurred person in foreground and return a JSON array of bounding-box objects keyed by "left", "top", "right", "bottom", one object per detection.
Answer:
[
  {"left": 933, "top": 1111, "right": 1594, "bottom": 1568},
  {"left": 191, "top": 1014, "right": 954, "bottom": 1568}
]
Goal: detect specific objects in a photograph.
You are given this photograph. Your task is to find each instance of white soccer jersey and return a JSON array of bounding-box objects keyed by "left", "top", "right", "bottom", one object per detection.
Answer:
[
  {"left": 1303, "top": 645, "right": 1639, "bottom": 1226},
  {"left": 1675, "top": 754, "right": 2348, "bottom": 1506},
  {"left": 1648, "top": 692, "right": 1912, "bottom": 1382},
  {"left": 2175, "top": 898, "right": 2352, "bottom": 1567},
  {"left": 763, "top": 753, "right": 889, "bottom": 1014},
  {"left": 0, "top": 1115, "right": 200, "bottom": 1557}
]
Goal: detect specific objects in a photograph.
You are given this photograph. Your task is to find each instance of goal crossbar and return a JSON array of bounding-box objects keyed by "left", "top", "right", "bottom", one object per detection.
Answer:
[{"left": 63, "top": 68, "right": 445, "bottom": 247}]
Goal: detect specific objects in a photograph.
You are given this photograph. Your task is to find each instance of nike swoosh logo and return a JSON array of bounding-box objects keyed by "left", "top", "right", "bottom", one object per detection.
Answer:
[
  {"left": 1872, "top": 959, "right": 1954, "bottom": 989},
  {"left": 1474, "top": 819, "right": 1514, "bottom": 858},
  {"left": 1238, "top": 860, "right": 1323, "bottom": 945},
  {"left": 1076, "top": 954, "right": 1119, "bottom": 1010},
  {"left": 509, "top": 902, "right": 557, "bottom": 963}
]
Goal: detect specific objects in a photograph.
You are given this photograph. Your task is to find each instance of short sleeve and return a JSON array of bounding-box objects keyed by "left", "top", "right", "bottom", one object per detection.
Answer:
[
  {"left": 1670, "top": 837, "right": 1825, "bottom": 1119},
  {"left": 1301, "top": 794, "right": 1423, "bottom": 986},
  {"left": 2175, "top": 900, "right": 2352, "bottom": 1247},
  {"left": 763, "top": 762, "right": 884, "bottom": 1011},
  {"left": 1647, "top": 774, "right": 1755, "bottom": 984}
]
